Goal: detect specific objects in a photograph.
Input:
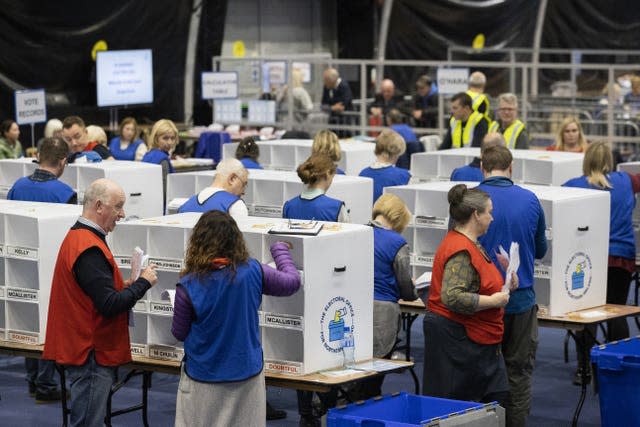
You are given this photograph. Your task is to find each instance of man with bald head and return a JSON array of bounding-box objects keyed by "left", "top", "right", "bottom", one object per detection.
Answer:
[
  {"left": 450, "top": 132, "right": 506, "bottom": 182},
  {"left": 44, "top": 178, "right": 158, "bottom": 427},
  {"left": 321, "top": 67, "right": 354, "bottom": 137},
  {"left": 178, "top": 158, "right": 249, "bottom": 217},
  {"left": 370, "top": 78, "right": 405, "bottom": 124}
]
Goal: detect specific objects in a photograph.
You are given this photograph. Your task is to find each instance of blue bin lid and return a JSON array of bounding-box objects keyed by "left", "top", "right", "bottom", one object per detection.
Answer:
[{"left": 591, "top": 335, "right": 640, "bottom": 371}]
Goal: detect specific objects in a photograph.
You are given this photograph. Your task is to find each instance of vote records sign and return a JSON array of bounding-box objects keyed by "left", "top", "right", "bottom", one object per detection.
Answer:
[
  {"left": 14, "top": 89, "right": 47, "bottom": 125},
  {"left": 437, "top": 68, "right": 469, "bottom": 95}
]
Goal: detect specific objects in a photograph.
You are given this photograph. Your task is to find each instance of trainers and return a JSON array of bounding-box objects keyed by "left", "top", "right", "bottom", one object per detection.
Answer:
[
  {"left": 28, "top": 382, "right": 36, "bottom": 397},
  {"left": 35, "top": 389, "right": 64, "bottom": 404},
  {"left": 266, "top": 401, "right": 287, "bottom": 420}
]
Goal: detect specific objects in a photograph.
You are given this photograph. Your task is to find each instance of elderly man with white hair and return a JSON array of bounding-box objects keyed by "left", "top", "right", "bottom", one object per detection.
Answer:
[
  {"left": 43, "top": 178, "right": 158, "bottom": 427},
  {"left": 178, "top": 158, "right": 249, "bottom": 217}
]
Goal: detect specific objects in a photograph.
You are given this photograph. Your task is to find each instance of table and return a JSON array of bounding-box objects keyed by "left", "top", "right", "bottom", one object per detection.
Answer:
[
  {"left": 0, "top": 341, "right": 413, "bottom": 426},
  {"left": 398, "top": 300, "right": 640, "bottom": 427}
]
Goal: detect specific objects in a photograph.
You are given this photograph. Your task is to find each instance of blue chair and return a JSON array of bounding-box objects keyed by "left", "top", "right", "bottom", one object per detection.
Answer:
[{"left": 194, "top": 131, "right": 232, "bottom": 163}]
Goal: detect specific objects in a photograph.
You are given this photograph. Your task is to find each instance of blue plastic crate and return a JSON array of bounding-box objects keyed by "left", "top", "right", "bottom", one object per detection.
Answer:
[
  {"left": 591, "top": 336, "right": 640, "bottom": 427},
  {"left": 327, "top": 392, "right": 503, "bottom": 427}
]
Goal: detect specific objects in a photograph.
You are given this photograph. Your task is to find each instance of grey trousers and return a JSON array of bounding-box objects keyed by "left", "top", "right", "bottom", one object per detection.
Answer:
[{"left": 502, "top": 306, "right": 538, "bottom": 427}]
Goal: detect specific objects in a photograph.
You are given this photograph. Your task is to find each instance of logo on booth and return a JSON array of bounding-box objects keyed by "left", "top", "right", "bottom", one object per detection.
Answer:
[
  {"left": 563, "top": 252, "right": 592, "bottom": 299},
  {"left": 319, "top": 296, "right": 355, "bottom": 353}
]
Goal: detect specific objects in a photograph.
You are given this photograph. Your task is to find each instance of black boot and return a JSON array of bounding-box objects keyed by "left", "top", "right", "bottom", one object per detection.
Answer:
[{"left": 266, "top": 401, "right": 287, "bottom": 420}]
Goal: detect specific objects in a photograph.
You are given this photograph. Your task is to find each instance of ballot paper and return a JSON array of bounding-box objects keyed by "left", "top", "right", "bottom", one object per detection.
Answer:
[
  {"left": 414, "top": 271, "right": 431, "bottom": 290},
  {"left": 161, "top": 290, "right": 176, "bottom": 308},
  {"left": 130, "top": 246, "right": 149, "bottom": 282},
  {"left": 129, "top": 247, "right": 149, "bottom": 327},
  {"left": 499, "top": 242, "right": 520, "bottom": 293}
]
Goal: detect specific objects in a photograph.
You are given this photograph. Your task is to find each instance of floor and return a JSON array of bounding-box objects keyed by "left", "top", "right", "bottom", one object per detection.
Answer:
[{"left": 1, "top": 313, "right": 637, "bottom": 426}]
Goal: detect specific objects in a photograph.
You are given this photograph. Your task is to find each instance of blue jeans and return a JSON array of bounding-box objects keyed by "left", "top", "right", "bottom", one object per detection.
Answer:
[
  {"left": 65, "top": 351, "right": 117, "bottom": 427},
  {"left": 25, "top": 357, "right": 59, "bottom": 393}
]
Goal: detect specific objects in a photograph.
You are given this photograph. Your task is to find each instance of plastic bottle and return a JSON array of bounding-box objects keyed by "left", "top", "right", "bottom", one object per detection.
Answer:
[{"left": 341, "top": 328, "right": 355, "bottom": 368}]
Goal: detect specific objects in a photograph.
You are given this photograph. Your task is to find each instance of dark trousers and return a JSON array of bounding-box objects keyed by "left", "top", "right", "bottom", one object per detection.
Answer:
[{"left": 576, "top": 266, "right": 632, "bottom": 367}]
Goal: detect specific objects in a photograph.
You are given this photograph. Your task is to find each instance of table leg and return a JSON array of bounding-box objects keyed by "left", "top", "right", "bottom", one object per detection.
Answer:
[{"left": 570, "top": 330, "right": 591, "bottom": 427}]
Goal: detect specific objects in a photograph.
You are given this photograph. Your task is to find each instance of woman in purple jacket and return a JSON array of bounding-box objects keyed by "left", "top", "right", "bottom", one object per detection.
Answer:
[{"left": 171, "top": 210, "right": 301, "bottom": 426}]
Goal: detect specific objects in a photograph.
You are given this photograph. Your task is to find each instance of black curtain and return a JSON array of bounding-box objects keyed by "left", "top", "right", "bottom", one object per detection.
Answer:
[{"left": 0, "top": 0, "right": 227, "bottom": 134}]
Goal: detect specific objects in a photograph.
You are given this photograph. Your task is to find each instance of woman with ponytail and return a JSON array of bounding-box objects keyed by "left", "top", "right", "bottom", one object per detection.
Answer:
[
  {"left": 563, "top": 141, "right": 640, "bottom": 384},
  {"left": 283, "top": 153, "right": 350, "bottom": 222}
]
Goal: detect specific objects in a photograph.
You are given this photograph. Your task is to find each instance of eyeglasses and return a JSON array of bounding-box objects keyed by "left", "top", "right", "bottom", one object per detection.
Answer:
[{"left": 498, "top": 107, "right": 516, "bottom": 112}]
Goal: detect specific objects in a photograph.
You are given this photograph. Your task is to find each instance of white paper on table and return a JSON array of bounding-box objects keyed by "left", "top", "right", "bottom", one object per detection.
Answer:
[
  {"left": 161, "top": 290, "right": 176, "bottom": 308},
  {"left": 414, "top": 271, "right": 431, "bottom": 290},
  {"left": 499, "top": 242, "right": 520, "bottom": 293},
  {"left": 130, "top": 246, "right": 149, "bottom": 282}
]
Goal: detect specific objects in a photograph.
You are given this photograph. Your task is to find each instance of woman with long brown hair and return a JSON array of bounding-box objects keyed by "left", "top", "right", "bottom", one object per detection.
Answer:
[{"left": 171, "top": 211, "right": 301, "bottom": 426}]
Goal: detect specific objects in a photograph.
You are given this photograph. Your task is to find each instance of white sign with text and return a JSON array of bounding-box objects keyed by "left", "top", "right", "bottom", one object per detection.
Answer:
[{"left": 14, "top": 89, "right": 47, "bottom": 125}]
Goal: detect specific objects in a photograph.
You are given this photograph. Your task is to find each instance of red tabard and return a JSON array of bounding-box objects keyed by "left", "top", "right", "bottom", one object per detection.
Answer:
[
  {"left": 428, "top": 230, "right": 505, "bottom": 344},
  {"left": 84, "top": 141, "right": 99, "bottom": 152},
  {"left": 43, "top": 228, "right": 131, "bottom": 366}
]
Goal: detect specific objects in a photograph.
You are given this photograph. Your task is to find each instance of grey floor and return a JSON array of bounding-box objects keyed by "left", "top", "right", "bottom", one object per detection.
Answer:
[{"left": 2, "top": 313, "right": 637, "bottom": 426}]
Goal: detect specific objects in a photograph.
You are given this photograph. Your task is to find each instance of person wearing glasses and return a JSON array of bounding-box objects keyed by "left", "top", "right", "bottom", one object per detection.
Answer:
[
  {"left": 61, "top": 116, "right": 113, "bottom": 162},
  {"left": 488, "top": 93, "right": 529, "bottom": 149},
  {"left": 283, "top": 153, "right": 349, "bottom": 223},
  {"left": 178, "top": 158, "right": 249, "bottom": 218}
]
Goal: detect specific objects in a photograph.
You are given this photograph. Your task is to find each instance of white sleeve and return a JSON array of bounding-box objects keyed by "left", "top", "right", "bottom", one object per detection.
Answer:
[
  {"left": 337, "top": 203, "right": 351, "bottom": 223},
  {"left": 135, "top": 143, "right": 148, "bottom": 161},
  {"left": 229, "top": 199, "right": 249, "bottom": 218}
]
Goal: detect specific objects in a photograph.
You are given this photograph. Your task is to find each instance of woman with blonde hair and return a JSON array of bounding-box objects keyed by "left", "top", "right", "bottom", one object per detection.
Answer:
[
  {"left": 359, "top": 129, "right": 410, "bottom": 202},
  {"left": 142, "top": 119, "right": 179, "bottom": 207},
  {"left": 548, "top": 116, "right": 588, "bottom": 152},
  {"left": 283, "top": 153, "right": 349, "bottom": 222},
  {"left": 563, "top": 141, "right": 640, "bottom": 384},
  {"left": 312, "top": 130, "right": 344, "bottom": 174}
]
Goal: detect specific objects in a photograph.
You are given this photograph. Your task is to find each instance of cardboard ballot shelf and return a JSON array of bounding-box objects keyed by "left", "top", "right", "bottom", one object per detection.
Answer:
[
  {"left": 108, "top": 213, "right": 374, "bottom": 374},
  {"left": 385, "top": 181, "right": 609, "bottom": 316},
  {"left": 0, "top": 200, "right": 81, "bottom": 344},
  {"left": 410, "top": 148, "right": 583, "bottom": 186},
  {"left": 222, "top": 138, "right": 376, "bottom": 176},
  {"left": 0, "top": 159, "right": 163, "bottom": 220},
  {"left": 166, "top": 169, "right": 373, "bottom": 224}
]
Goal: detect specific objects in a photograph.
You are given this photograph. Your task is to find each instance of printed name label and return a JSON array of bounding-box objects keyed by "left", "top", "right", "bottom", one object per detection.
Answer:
[
  {"left": 7, "top": 287, "right": 38, "bottom": 301},
  {"left": 415, "top": 216, "right": 447, "bottom": 228},
  {"left": 263, "top": 313, "right": 303, "bottom": 330},
  {"left": 253, "top": 205, "right": 282, "bottom": 217},
  {"left": 264, "top": 360, "right": 302, "bottom": 375},
  {"left": 114, "top": 256, "right": 131, "bottom": 267},
  {"left": 8, "top": 330, "right": 39, "bottom": 345},
  {"left": 149, "top": 346, "right": 183, "bottom": 361},
  {"left": 534, "top": 265, "right": 551, "bottom": 279},
  {"left": 134, "top": 300, "right": 147, "bottom": 312},
  {"left": 6, "top": 245, "right": 38, "bottom": 260},
  {"left": 150, "top": 302, "right": 174, "bottom": 314},
  {"left": 413, "top": 254, "right": 434, "bottom": 266},
  {"left": 130, "top": 344, "right": 147, "bottom": 356},
  {"left": 148, "top": 258, "right": 182, "bottom": 271}
]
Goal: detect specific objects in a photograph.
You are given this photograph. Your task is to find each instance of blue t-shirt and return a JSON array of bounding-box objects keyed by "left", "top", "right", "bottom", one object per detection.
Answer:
[
  {"left": 181, "top": 259, "right": 264, "bottom": 382},
  {"left": 240, "top": 158, "right": 263, "bottom": 170},
  {"left": 359, "top": 165, "right": 411, "bottom": 202},
  {"left": 109, "top": 137, "right": 144, "bottom": 161},
  {"left": 178, "top": 190, "right": 240, "bottom": 214},
  {"left": 373, "top": 225, "right": 407, "bottom": 302},
  {"left": 563, "top": 172, "right": 635, "bottom": 260},
  {"left": 451, "top": 164, "right": 483, "bottom": 182},
  {"left": 477, "top": 176, "right": 547, "bottom": 314},
  {"left": 142, "top": 149, "right": 174, "bottom": 173},
  {"left": 283, "top": 194, "right": 344, "bottom": 221}
]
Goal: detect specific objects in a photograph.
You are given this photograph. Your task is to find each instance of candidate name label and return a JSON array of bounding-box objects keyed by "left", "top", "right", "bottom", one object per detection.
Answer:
[
  {"left": 413, "top": 254, "right": 435, "bottom": 267},
  {"left": 150, "top": 302, "right": 174, "bottom": 315},
  {"left": 8, "top": 330, "right": 39, "bottom": 345},
  {"left": 415, "top": 216, "right": 447, "bottom": 228},
  {"left": 6, "top": 287, "right": 38, "bottom": 301},
  {"left": 264, "top": 359, "right": 303, "bottom": 375},
  {"left": 5, "top": 245, "right": 38, "bottom": 260},
  {"left": 252, "top": 205, "right": 282, "bottom": 217},
  {"left": 130, "top": 344, "right": 148, "bottom": 357},
  {"left": 534, "top": 265, "right": 551, "bottom": 279},
  {"left": 148, "top": 258, "right": 182, "bottom": 272},
  {"left": 262, "top": 313, "right": 303, "bottom": 331},
  {"left": 149, "top": 346, "right": 184, "bottom": 361}
]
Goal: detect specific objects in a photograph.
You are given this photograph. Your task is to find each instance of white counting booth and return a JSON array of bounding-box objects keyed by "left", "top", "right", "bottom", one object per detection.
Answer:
[
  {"left": 0, "top": 159, "right": 164, "bottom": 220},
  {"left": 385, "top": 181, "right": 610, "bottom": 317},
  {"left": 109, "top": 213, "right": 374, "bottom": 375},
  {"left": 0, "top": 200, "right": 81, "bottom": 344},
  {"left": 410, "top": 148, "right": 584, "bottom": 186},
  {"left": 222, "top": 138, "right": 376, "bottom": 176},
  {"left": 166, "top": 168, "right": 373, "bottom": 224}
]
